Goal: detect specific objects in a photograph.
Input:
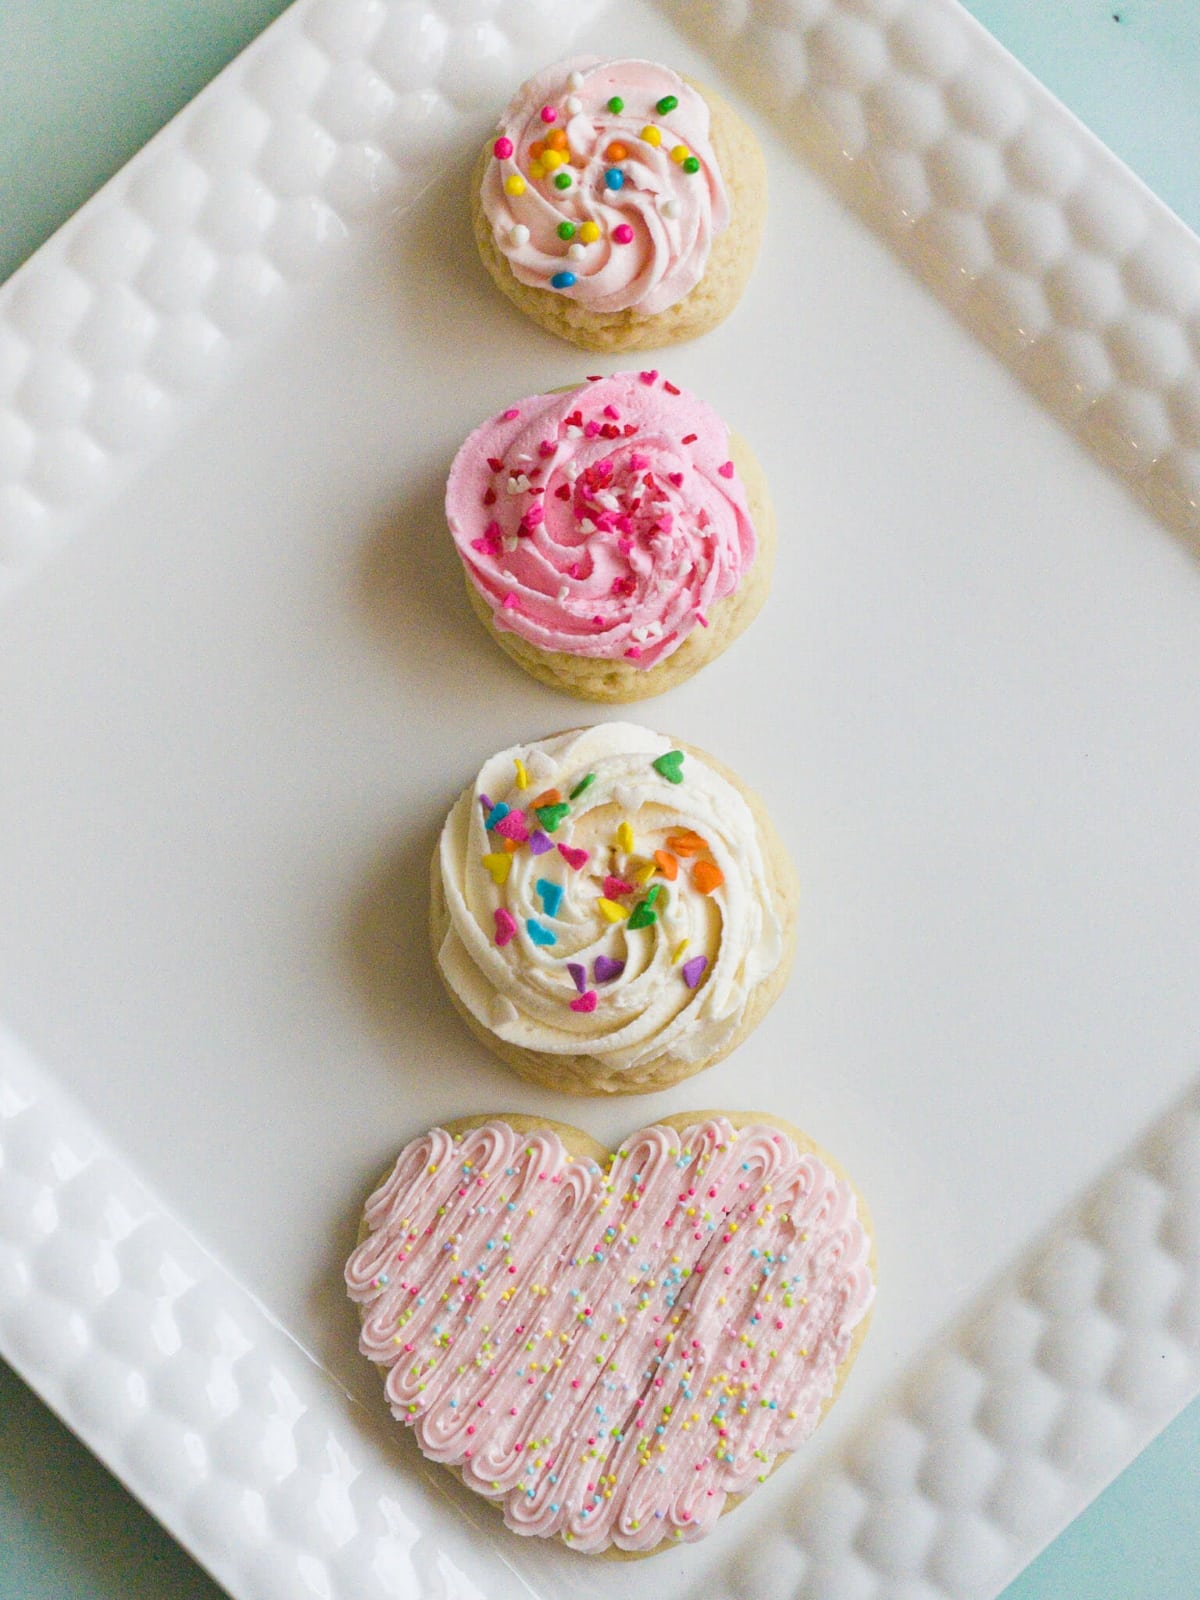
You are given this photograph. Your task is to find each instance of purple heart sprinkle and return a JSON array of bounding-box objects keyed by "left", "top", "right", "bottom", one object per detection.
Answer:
[
  {"left": 528, "top": 829, "right": 553, "bottom": 856},
  {"left": 681, "top": 956, "right": 708, "bottom": 989},
  {"left": 594, "top": 955, "right": 625, "bottom": 984},
  {"left": 480, "top": 793, "right": 493, "bottom": 813},
  {"left": 567, "top": 962, "right": 586, "bottom": 994}
]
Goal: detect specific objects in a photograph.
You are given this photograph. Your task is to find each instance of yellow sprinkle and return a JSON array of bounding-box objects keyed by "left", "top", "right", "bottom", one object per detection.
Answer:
[
  {"left": 528, "top": 160, "right": 546, "bottom": 180},
  {"left": 481, "top": 851, "right": 511, "bottom": 886},
  {"left": 579, "top": 219, "right": 601, "bottom": 243},
  {"left": 633, "top": 860, "right": 656, "bottom": 885},
  {"left": 672, "top": 939, "right": 689, "bottom": 964},
  {"left": 505, "top": 174, "right": 526, "bottom": 196},
  {"left": 641, "top": 124, "right": 662, "bottom": 147},
  {"left": 542, "top": 148, "right": 565, "bottom": 170},
  {"left": 671, "top": 144, "right": 690, "bottom": 164},
  {"left": 616, "top": 821, "right": 634, "bottom": 852},
  {"left": 598, "top": 897, "right": 628, "bottom": 922},
  {"left": 514, "top": 758, "right": 529, "bottom": 789}
]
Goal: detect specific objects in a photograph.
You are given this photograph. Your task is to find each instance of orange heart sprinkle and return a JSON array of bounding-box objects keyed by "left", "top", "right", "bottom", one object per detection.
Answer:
[
  {"left": 693, "top": 860, "right": 725, "bottom": 895},
  {"left": 503, "top": 836, "right": 521, "bottom": 853},
  {"left": 653, "top": 849, "right": 678, "bottom": 880},
  {"left": 532, "top": 789, "right": 562, "bottom": 808},
  {"left": 667, "top": 831, "right": 707, "bottom": 858}
]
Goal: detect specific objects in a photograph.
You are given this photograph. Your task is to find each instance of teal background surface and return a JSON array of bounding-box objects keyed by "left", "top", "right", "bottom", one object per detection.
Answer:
[{"left": 1, "top": 1, "right": 1198, "bottom": 1595}]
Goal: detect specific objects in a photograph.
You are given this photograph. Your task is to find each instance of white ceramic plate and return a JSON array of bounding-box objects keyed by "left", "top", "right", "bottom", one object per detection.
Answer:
[{"left": 2, "top": 2, "right": 1199, "bottom": 1598}]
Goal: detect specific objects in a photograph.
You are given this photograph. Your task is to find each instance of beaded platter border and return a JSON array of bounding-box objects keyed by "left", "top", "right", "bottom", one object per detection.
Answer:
[{"left": 1, "top": 2, "right": 1199, "bottom": 1599}]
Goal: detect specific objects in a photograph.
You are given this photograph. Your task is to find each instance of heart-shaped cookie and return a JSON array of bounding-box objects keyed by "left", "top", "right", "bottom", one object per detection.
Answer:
[{"left": 345, "top": 1112, "right": 874, "bottom": 1556}]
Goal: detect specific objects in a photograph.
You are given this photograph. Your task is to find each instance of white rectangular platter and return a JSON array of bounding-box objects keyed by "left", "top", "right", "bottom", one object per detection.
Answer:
[{"left": 2, "top": 2, "right": 1199, "bottom": 1597}]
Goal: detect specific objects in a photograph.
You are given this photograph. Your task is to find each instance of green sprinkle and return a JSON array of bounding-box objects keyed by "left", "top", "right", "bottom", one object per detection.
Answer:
[
  {"left": 628, "top": 899, "right": 657, "bottom": 930},
  {"left": 570, "top": 772, "right": 596, "bottom": 799},
  {"left": 607, "top": 95, "right": 624, "bottom": 114},
  {"left": 536, "top": 802, "right": 571, "bottom": 832},
  {"left": 656, "top": 94, "right": 679, "bottom": 115},
  {"left": 683, "top": 155, "right": 700, "bottom": 174},
  {"left": 553, "top": 172, "right": 572, "bottom": 191},
  {"left": 652, "top": 750, "right": 685, "bottom": 784},
  {"left": 645, "top": 884, "right": 662, "bottom": 906},
  {"left": 557, "top": 220, "right": 576, "bottom": 239}
]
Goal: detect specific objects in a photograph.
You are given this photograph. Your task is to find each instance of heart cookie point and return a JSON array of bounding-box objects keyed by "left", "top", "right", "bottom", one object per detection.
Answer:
[{"left": 347, "top": 1113, "right": 874, "bottom": 1556}]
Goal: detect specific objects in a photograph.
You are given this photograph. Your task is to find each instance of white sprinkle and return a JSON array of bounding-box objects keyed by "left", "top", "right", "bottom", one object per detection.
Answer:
[
  {"left": 565, "top": 460, "right": 581, "bottom": 479},
  {"left": 566, "top": 94, "right": 583, "bottom": 115},
  {"left": 502, "top": 535, "right": 519, "bottom": 553},
  {"left": 632, "top": 625, "right": 649, "bottom": 643},
  {"left": 568, "top": 242, "right": 585, "bottom": 261},
  {"left": 659, "top": 197, "right": 681, "bottom": 220},
  {"left": 614, "top": 783, "right": 639, "bottom": 813},
  {"left": 596, "top": 490, "right": 620, "bottom": 511},
  {"left": 566, "top": 425, "right": 583, "bottom": 438},
  {"left": 568, "top": 70, "right": 585, "bottom": 90},
  {"left": 579, "top": 518, "right": 596, "bottom": 534},
  {"left": 515, "top": 453, "right": 533, "bottom": 464},
  {"left": 508, "top": 223, "right": 530, "bottom": 246},
  {"left": 557, "top": 585, "right": 570, "bottom": 602}
]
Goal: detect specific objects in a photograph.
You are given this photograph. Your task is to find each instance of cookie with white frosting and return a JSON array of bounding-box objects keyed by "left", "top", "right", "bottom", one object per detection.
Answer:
[
  {"left": 430, "top": 724, "right": 797, "bottom": 1094},
  {"left": 446, "top": 371, "right": 774, "bottom": 702},
  {"left": 346, "top": 1110, "right": 875, "bottom": 1556},
  {"left": 473, "top": 57, "right": 767, "bottom": 351}
]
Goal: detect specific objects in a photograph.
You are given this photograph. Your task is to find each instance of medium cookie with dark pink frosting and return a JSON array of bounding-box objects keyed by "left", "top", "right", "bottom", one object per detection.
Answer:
[
  {"left": 446, "top": 371, "right": 774, "bottom": 702},
  {"left": 473, "top": 57, "right": 767, "bottom": 351},
  {"left": 346, "top": 1111, "right": 875, "bottom": 1556}
]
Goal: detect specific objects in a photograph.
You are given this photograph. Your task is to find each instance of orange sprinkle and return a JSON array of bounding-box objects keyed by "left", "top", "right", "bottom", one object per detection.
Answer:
[
  {"left": 605, "top": 140, "right": 629, "bottom": 162},
  {"left": 529, "top": 139, "right": 545, "bottom": 160},
  {"left": 668, "top": 831, "right": 707, "bottom": 858},
  {"left": 693, "top": 860, "right": 724, "bottom": 895},
  {"left": 503, "top": 836, "right": 521, "bottom": 853},
  {"left": 653, "top": 849, "right": 679, "bottom": 880},
  {"left": 546, "top": 127, "right": 568, "bottom": 152},
  {"left": 532, "top": 788, "right": 562, "bottom": 808}
]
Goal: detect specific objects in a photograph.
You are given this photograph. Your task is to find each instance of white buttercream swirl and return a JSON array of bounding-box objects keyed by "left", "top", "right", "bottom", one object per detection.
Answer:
[{"left": 435, "top": 724, "right": 784, "bottom": 1079}]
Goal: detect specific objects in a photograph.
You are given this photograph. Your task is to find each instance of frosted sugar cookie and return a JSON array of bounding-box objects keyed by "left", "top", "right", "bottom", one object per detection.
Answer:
[
  {"left": 430, "top": 724, "right": 797, "bottom": 1094},
  {"left": 446, "top": 371, "right": 773, "bottom": 702},
  {"left": 346, "top": 1111, "right": 875, "bottom": 1556},
  {"left": 474, "top": 57, "right": 767, "bottom": 351}
]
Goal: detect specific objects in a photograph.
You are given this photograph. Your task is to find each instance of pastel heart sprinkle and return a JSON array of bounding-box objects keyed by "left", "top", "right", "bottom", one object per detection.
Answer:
[
  {"left": 528, "top": 830, "right": 553, "bottom": 856},
  {"left": 526, "top": 918, "right": 556, "bottom": 946},
  {"left": 668, "top": 471, "right": 684, "bottom": 487},
  {"left": 481, "top": 852, "right": 511, "bottom": 886},
  {"left": 556, "top": 843, "right": 589, "bottom": 870},
  {"left": 593, "top": 956, "right": 625, "bottom": 983},
  {"left": 718, "top": 460, "right": 735, "bottom": 478},
  {"left": 569, "top": 990, "right": 598, "bottom": 1012},
  {"left": 569, "top": 773, "right": 595, "bottom": 800},
  {"left": 628, "top": 898, "right": 657, "bottom": 930},
  {"left": 616, "top": 821, "right": 634, "bottom": 853},
  {"left": 494, "top": 908, "right": 517, "bottom": 946},
  {"left": 667, "top": 830, "right": 706, "bottom": 857},
  {"left": 567, "top": 961, "right": 587, "bottom": 993},
  {"left": 597, "top": 897, "right": 628, "bottom": 923},
  {"left": 494, "top": 809, "right": 529, "bottom": 843},
  {"left": 681, "top": 955, "right": 708, "bottom": 988},
  {"left": 536, "top": 878, "right": 564, "bottom": 917},
  {"left": 536, "top": 802, "right": 570, "bottom": 833},
  {"left": 604, "top": 875, "right": 634, "bottom": 899},
  {"left": 654, "top": 849, "right": 678, "bottom": 880},
  {"left": 513, "top": 758, "right": 529, "bottom": 789},
  {"left": 638, "top": 369, "right": 659, "bottom": 384},
  {"left": 652, "top": 750, "right": 685, "bottom": 784},
  {"left": 484, "top": 801, "right": 510, "bottom": 830},
  {"left": 693, "top": 860, "right": 725, "bottom": 895}
]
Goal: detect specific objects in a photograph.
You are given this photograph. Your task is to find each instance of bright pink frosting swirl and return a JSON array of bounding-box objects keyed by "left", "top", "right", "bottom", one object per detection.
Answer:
[
  {"left": 346, "top": 1117, "right": 874, "bottom": 1554},
  {"left": 481, "top": 57, "right": 729, "bottom": 315},
  {"left": 446, "top": 372, "right": 757, "bottom": 667}
]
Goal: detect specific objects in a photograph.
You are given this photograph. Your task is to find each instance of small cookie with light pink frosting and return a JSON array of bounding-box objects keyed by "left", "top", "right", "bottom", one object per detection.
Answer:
[
  {"left": 446, "top": 372, "right": 774, "bottom": 702},
  {"left": 346, "top": 1110, "right": 875, "bottom": 1556},
  {"left": 474, "top": 57, "right": 766, "bottom": 351}
]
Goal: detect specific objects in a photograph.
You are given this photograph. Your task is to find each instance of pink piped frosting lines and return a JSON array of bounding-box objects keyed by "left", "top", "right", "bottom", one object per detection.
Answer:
[
  {"left": 446, "top": 373, "right": 756, "bottom": 668},
  {"left": 346, "top": 1118, "right": 874, "bottom": 1554}
]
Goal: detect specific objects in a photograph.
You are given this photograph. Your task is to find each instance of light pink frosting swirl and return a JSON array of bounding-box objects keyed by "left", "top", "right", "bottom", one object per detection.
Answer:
[
  {"left": 481, "top": 57, "right": 729, "bottom": 315},
  {"left": 446, "top": 372, "right": 756, "bottom": 667},
  {"left": 346, "top": 1117, "right": 874, "bottom": 1554}
]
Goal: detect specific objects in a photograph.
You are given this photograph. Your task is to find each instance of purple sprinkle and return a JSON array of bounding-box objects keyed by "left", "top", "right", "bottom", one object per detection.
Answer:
[
  {"left": 528, "top": 830, "right": 553, "bottom": 856},
  {"left": 594, "top": 955, "right": 625, "bottom": 984},
  {"left": 567, "top": 962, "right": 586, "bottom": 994},
  {"left": 480, "top": 794, "right": 493, "bottom": 813},
  {"left": 681, "top": 956, "right": 708, "bottom": 989}
]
